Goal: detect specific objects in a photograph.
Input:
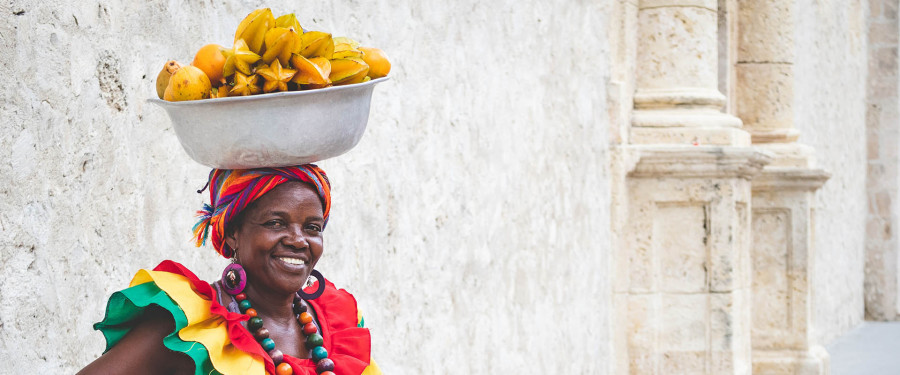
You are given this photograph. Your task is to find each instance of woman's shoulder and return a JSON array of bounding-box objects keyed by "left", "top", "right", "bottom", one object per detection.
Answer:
[{"left": 94, "top": 260, "right": 267, "bottom": 375}]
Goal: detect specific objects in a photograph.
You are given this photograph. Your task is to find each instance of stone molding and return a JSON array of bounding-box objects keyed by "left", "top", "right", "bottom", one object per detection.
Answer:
[
  {"left": 752, "top": 167, "right": 831, "bottom": 192},
  {"left": 752, "top": 346, "right": 830, "bottom": 375},
  {"left": 632, "top": 109, "right": 744, "bottom": 128},
  {"left": 640, "top": 0, "right": 716, "bottom": 11},
  {"left": 620, "top": 145, "right": 772, "bottom": 179},
  {"left": 750, "top": 129, "right": 801, "bottom": 144},
  {"left": 634, "top": 87, "right": 727, "bottom": 109}
]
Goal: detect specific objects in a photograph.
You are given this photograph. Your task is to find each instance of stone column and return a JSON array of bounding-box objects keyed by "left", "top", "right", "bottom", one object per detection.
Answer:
[
  {"left": 864, "top": 0, "right": 900, "bottom": 322},
  {"left": 631, "top": 0, "right": 746, "bottom": 146},
  {"left": 735, "top": 1, "right": 831, "bottom": 373},
  {"left": 612, "top": 1, "right": 768, "bottom": 374}
]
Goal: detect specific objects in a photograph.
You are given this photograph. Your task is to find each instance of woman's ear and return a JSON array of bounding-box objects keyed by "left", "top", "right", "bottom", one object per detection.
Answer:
[{"left": 224, "top": 229, "right": 238, "bottom": 253}]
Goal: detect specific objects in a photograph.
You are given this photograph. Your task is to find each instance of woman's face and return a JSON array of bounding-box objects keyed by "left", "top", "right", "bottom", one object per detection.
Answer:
[{"left": 225, "top": 182, "right": 325, "bottom": 295}]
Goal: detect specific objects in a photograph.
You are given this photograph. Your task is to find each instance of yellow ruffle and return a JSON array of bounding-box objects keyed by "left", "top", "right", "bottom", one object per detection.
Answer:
[
  {"left": 130, "top": 270, "right": 266, "bottom": 375},
  {"left": 362, "top": 359, "right": 383, "bottom": 375}
]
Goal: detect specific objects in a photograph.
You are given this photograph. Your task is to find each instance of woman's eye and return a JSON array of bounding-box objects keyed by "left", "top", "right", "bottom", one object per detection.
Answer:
[
  {"left": 263, "top": 220, "right": 284, "bottom": 228},
  {"left": 306, "top": 224, "right": 323, "bottom": 232}
]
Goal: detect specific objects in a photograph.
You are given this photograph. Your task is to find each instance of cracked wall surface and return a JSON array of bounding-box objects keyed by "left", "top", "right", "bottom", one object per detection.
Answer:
[{"left": 0, "top": 1, "right": 613, "bottom": 373}]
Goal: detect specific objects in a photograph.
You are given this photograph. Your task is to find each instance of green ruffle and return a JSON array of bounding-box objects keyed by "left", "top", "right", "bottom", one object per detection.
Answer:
[{"left": 93, "top": 281, "right": 222, "bottom": 375}]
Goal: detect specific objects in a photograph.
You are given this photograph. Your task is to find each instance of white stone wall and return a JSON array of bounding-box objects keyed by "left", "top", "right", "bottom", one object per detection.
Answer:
[
  {"left": 793, "top": 0, "right": 869, "bottom": 346},
  {"left": 0, "top": 1, "right": 613, "bottom": 373}
]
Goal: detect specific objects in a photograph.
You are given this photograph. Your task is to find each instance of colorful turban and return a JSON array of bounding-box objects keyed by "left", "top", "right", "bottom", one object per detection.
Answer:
[{"left": 192, "top": 165, "right": 331, "bottom": 258}]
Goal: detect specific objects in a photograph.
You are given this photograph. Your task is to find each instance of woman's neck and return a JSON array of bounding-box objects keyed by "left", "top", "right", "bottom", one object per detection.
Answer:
[{"left": 241, "top": 281, "right": 297, "bottom": 324}]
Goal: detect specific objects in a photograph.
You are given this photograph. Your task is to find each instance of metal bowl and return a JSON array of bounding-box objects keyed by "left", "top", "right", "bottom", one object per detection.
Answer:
[{"left": 148, "top": 77, "right": 388, "bottom": 169}]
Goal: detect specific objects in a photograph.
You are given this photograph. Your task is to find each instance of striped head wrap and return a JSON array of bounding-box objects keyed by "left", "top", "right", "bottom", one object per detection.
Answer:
[{"left": 192, "top": 164, "right": 332, "bottom": 258}]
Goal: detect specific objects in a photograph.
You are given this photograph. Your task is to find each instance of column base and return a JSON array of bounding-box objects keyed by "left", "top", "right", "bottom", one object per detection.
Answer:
[
  {"left": 752, "top": 346, "right": 830, "bottom": 375},
  {"left": 631, "top": 109, "right": 749, "bottom": 146}
]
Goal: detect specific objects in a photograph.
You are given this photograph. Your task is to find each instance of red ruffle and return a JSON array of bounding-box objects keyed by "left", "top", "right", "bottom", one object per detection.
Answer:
[{"left": 152, "top": 260, "right": 371, "bottom": 375}]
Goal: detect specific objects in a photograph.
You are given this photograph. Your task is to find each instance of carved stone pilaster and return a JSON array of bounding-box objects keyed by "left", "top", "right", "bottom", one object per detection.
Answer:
[
  {"left": 751, "top": 167, "right": 830, "bottom": 375},
  {"left": 613, "top": 145, "right": 770, "bottom": 375},
  {"left": 735, "top": 1, "right": 832, "bottom": 373}
]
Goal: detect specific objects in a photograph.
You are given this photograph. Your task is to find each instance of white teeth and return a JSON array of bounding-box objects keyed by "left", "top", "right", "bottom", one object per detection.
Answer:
[{"left": 278, "top": 257, "right": 307, "bottom": 265}]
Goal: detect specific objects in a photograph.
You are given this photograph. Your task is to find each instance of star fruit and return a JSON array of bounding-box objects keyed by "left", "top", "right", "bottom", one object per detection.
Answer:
[
  {"left": 256, "top": 59, "right": 297, "bottom": 93},
  {"left": 290, "top": 54, "right": 331, "bottom": 87},
  {"left": 229, "top": 71, "right": 262, "bottom": 96},
  {"left": 223, "top": 39, "right": 261, "bottom": 77}
]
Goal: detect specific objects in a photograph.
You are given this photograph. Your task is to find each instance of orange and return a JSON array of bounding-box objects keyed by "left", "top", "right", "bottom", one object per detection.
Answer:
[
  {"left": 359, "top": 47, "right": 390, "bottom": 79},
  {"left": 192, "top": 44, "right": 227, "bottom": 87}
]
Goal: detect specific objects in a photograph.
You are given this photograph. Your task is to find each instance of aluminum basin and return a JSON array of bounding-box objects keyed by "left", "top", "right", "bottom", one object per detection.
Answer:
[{"left": 148, "top": 77, "right": 388, "bottom": 169}]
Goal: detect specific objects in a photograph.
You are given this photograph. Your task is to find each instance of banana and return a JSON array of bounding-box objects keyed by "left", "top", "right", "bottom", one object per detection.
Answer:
[
  {"left": 290, "top": 54, "right": 331, "bottom": 86},
  {"left": 329, "top": 57, "right": 369, "bottom": 86},
  {"left": 155, "top": 60, "right": 182, "bottom": 99},
  {"left": 261, "top": 27, "right": 300, "bottom": 66},
  {"left": 223, "top": 39, "right": 261, "bottom": 77},
  {"left": 299, "top": 31, "right": 334, "bottom": 59},
  {"left": 234, "top": 8, "right": 276, "bottom": 54},
  {"left": 229, "top": 71, "right": 262, "bottom": 96},
  {"left": 257, "top": 59, "right": 297, "bottom": 93}
]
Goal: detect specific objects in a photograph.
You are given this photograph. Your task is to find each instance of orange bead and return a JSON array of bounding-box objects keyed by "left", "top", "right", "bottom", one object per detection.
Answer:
[
  {"left": 245, "top": 308, "right": 257, "bottom": 318},
  {"left": 275, "top": 362, "right": 293, "bottom": 375},
  {"left": 319, "top": 372, "right": 335, "bottom": 375},
  {"left": 299, "top": 312, "right": 313, "bottom": 324}
]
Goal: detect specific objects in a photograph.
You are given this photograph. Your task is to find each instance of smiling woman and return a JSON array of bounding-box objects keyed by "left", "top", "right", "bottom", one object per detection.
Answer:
[{"left": 77, "top": 165, "right": 381, "bottom": 375}]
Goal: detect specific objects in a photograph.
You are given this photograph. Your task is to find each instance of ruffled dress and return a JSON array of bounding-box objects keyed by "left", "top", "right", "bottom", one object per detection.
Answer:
[{"left": 94, "top": 260, "right": 381, "bottom": 375}]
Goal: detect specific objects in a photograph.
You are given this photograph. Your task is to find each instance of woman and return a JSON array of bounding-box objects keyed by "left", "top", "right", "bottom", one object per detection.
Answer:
[{"left": 79, "top": 165, "right": 380, "bottom": 375}]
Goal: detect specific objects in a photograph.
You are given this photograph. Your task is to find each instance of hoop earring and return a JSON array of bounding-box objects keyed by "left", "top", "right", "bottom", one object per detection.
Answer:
[
  {"left": 222, "top": 251, "right": 246, "bottom": 295},
  {"left": 297, "top": 269, "right": 325, "bottom": 300}
]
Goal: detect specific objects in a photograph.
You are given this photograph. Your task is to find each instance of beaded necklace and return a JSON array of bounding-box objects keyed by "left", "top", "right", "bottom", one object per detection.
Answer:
[{"left": 229, "top": 290, "right": 336, "bottom": 375}]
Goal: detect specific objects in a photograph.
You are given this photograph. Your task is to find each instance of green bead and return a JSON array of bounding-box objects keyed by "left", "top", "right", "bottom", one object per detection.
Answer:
[
  {"left": 248, "top": 317, "right": 264, "bottom": 330},
  {"left": 306, "top": 333, "right": 324, "bottom": 348},
  {"left": 238, "top": 300, "right": 252, "bottom": 312},
  {"left": 311, "top": 346, "right": 328, "bottom": 362},
  {"left": 260, "top": 338, "right": 275, "bottom": 351}
]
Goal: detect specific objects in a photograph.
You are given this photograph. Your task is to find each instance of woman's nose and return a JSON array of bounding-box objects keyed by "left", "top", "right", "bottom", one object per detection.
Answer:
[{"left": 282, "top": 225, "right": 309, "bottom": 249}]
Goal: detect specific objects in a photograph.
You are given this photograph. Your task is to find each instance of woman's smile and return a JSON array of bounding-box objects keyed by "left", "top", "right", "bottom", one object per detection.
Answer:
[
  {"left": 272, "top": 253, "right": 311, "bottom": 273},
  {"left": 225, "top": 181, "right": 326, "bottom": 295}
]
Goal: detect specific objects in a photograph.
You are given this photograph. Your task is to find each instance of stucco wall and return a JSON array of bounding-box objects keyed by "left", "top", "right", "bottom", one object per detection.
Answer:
[
  {"left": 793, "top": 0, "right": 869, "bottom": 346},
  {"left": 0, "top": 0, "right": 613, "bottom": 374}
]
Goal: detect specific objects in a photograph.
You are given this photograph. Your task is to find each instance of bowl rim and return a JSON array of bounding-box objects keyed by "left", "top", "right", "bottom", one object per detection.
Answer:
[{"left": 148, "top": 76, "right": 389, "bottom": 107}]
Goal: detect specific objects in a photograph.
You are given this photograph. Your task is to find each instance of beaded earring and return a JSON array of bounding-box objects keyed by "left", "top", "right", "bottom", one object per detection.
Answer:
[{"left": 222, "top": 250, "right": 247, "bottom": 295}]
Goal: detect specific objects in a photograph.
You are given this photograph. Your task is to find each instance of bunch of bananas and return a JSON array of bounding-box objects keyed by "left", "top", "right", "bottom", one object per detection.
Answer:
[{"left": 157, "top": 8, "right": 391, "bottom": 101}]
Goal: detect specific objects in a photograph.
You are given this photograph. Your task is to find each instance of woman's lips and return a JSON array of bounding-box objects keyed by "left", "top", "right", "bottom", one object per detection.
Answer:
[
  {"left": 273, "top": 255, "right": 310, "bottom": 272},
  {"left": 276, "top": 256, "right": 308, "bottom": 265}
]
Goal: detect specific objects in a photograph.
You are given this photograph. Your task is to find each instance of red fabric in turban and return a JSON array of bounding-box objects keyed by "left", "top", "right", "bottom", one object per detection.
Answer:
[{"left": 192, "top": 165, "right": 331, "bottom": 258}]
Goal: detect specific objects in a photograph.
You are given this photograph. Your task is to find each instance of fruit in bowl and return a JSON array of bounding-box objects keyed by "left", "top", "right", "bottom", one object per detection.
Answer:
[{"left": 156, "top": 8, "right": 391, "bottom": 102}]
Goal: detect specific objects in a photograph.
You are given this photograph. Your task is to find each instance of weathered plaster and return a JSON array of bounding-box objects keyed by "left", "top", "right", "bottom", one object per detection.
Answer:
[
  {"left": 0, "top": 1, "right": 613, "bottom": 373},
  {"left": 793, "top": 0, "right": 869, "bottom": 346}
]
